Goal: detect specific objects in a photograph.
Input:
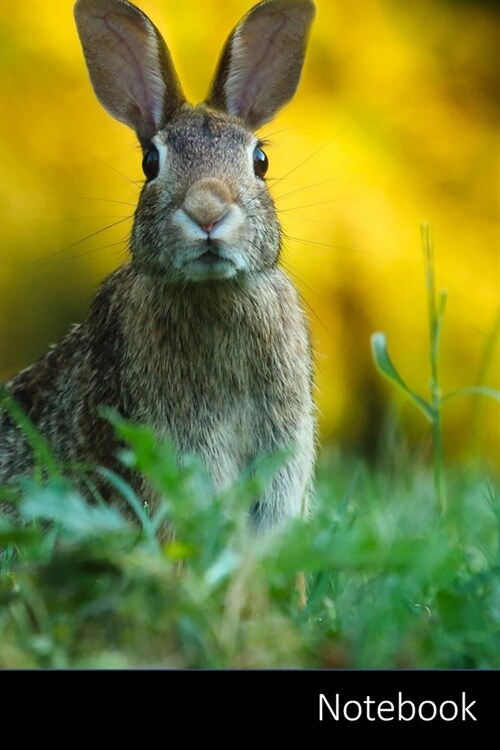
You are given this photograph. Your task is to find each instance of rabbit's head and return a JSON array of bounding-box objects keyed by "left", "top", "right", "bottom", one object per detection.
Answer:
[{"left": 74, "top": 0, "right": 315, "bottom": 283}]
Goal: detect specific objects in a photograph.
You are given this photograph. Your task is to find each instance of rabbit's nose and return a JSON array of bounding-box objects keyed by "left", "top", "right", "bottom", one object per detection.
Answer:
[{"left": 183, "top": 178, "right": 233, "bottom": 232}]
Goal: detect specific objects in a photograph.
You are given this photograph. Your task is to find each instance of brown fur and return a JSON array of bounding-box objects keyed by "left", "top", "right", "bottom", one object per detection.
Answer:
[{"left": 0, "top": 0, "right": 316, "bottom": 531}]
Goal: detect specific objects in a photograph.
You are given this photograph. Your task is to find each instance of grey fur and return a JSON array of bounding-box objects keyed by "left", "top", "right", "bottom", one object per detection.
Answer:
[{"left": 0, "top": 0, "right": 316, "bottom": 531}]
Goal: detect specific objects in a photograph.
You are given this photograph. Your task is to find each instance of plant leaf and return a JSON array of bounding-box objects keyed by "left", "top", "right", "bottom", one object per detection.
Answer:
[
  {"left": 97, "top": 466, "right": 161, "bottom": 551},
  {"left": 20, "top": 481, "right": 127, "bottom": 537},
  {"left": 371, "top": 332, "right": 435, "bottom": 422},
  {"left": 442, "top": 386, "right": 500, "bottom": 404}
]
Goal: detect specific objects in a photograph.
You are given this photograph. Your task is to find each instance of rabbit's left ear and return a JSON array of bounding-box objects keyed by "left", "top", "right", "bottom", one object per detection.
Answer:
[
  {"left": 74, "top": 0, "right": 185, "bottom": 143},
  {"left": 206, "top": 0, "right": 315, "bottom": 130}
]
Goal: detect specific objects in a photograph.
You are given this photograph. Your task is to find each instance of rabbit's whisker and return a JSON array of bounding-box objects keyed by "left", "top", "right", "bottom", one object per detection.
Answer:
[
  {"left": 56, "top": 238, "right": 130, "bottom": 265},
  {"left": 27, "top": 215, "right": 133, "bottom": 265},
  {"left": 74, "top": 144, "right": 140, "bottom": 191},
  {"left": 66, "top": 195, "right": 137, "bottom": 208},
  {"left": 70, "top": 214, "right": 132, "bottom": 220},
  {"left": 278, "top": 197, "right": 353, "bottom": 212},
  {"left": 278, "top": 214, "right": 340, "bottom": 225},
  {"left": 273, "top": 176, "right": 343, "bottom": 202},
  {"left": 284, "top": 235, "right": 361, "bottom": 254},
  {"left": 270, "top": 135, "right": 343, "bottom": 190}
]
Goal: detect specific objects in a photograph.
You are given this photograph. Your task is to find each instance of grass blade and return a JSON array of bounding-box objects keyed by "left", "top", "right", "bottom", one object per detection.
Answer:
[
  {"left": 370, "top": 333, "right": 434, "bottom": 422},
  {"left": 442, "top": 386, "right": 500, "bottom": 404}
]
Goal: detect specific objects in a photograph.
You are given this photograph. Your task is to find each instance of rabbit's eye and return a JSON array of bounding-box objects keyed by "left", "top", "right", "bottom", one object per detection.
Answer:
[
  {"left": 253, "top": 146, "right": 268, "bottom": 179},
  {"left": 142, "top": 146, "right": 160, "bottom": 181}
]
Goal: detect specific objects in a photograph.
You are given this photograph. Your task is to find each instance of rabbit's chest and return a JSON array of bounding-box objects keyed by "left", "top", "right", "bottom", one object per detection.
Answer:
[
  {"left": 124, "top": 332, "right": 268, "bottom": 483},
  {"left": 121, "top": 287, "right": 310, "bottom": 489}
]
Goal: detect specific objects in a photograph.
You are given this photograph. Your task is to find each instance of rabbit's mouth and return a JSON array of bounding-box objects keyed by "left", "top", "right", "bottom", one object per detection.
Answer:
[
  {"left": 177, "top": 241, "right": 248, "bottom": 282},
  {"left": 184, "top": 248, "right": 243, "bottom": 281},
  {"left": 198, "top": 249, "right": 222, "bottom": 267}
]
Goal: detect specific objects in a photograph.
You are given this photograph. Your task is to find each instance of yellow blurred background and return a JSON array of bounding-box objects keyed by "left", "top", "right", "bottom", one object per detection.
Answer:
[{"left": 0, "top": 0, "right": 498, "bottom": 469}]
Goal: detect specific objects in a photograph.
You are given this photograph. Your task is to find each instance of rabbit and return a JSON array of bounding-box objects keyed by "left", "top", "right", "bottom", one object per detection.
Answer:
[{"left": 0, "top": 0, "right": 316, "bottom": 531}]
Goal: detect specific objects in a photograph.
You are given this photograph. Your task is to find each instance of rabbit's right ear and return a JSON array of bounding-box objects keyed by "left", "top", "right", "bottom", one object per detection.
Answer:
[
  {"left": 74, "top": 0, "right": 184, "bottom": 143},
  {"left": 207, "top": 0, "right": 315, "bottom": 130}
]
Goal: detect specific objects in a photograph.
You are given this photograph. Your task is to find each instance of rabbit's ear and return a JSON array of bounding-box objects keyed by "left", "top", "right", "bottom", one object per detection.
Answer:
[
  {"left": 74, "top": 0, "right": 184, "bottom": 142},
  {"left": 206, "top": 0, "right": 315, "bottom": 130}
]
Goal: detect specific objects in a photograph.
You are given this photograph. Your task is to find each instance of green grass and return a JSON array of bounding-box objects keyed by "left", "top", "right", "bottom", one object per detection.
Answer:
[
  {"left": 0, "top": 427, "right": 498, "bottom": 669},
  {"left": 1, "top": 228, "right": 499, "bottom": 669},
  {"left": 372, "top": 223, "right": 499, "bottom": 515}
]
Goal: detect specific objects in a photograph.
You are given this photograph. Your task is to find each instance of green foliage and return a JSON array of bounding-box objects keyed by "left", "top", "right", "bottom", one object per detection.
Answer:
[
  {"left": 371, "top": 224, "right": 500, "bottom": 514},
  {"left": 1, "top": 422, "right": 498, "bottom": 669}
]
